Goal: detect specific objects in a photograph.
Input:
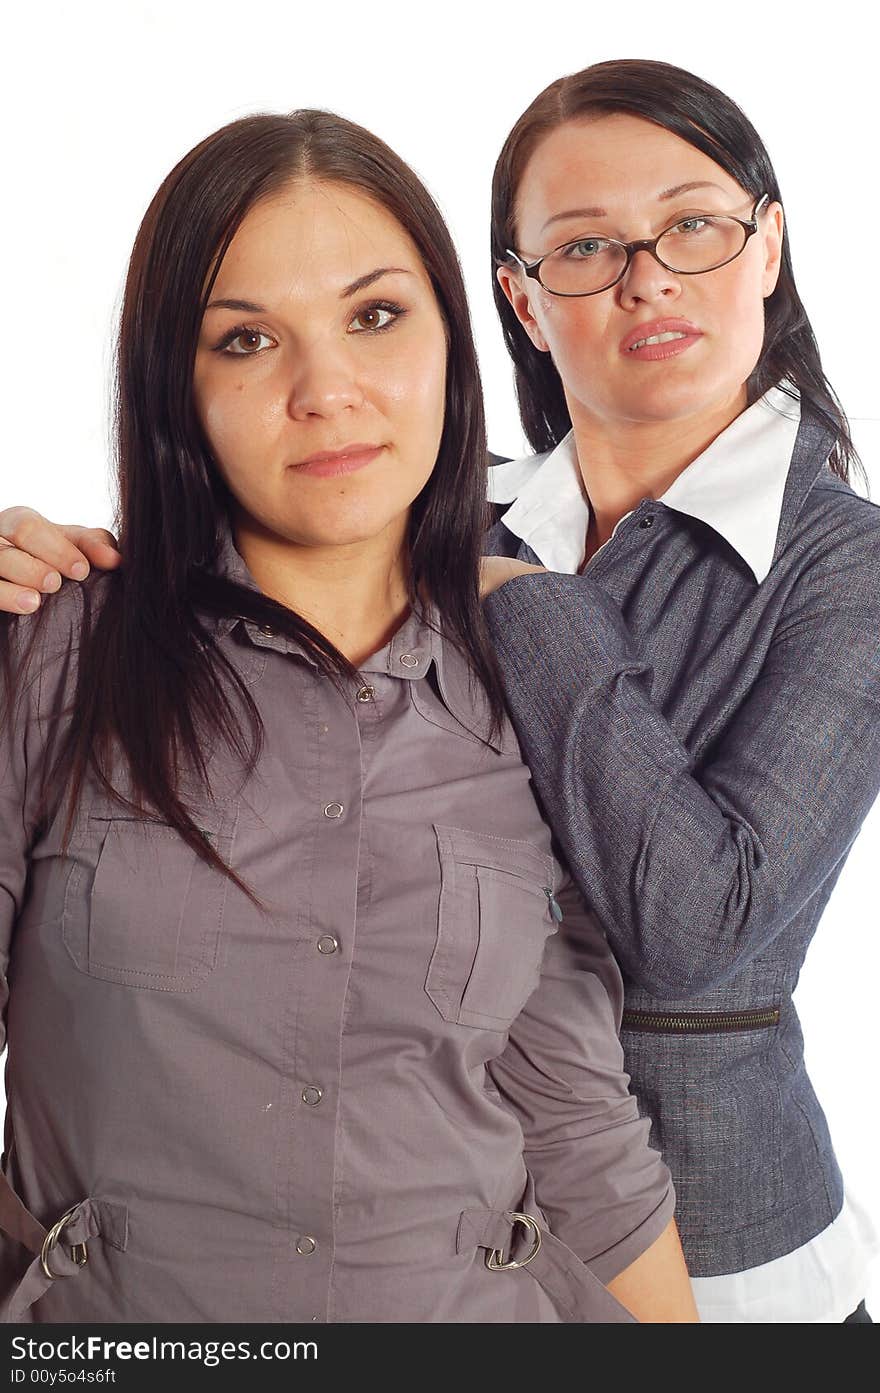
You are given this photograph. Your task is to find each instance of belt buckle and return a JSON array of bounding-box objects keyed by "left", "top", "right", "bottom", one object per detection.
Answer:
[
  {"left": 40, "top": 1205, "right": 89, "bottom": 1280},
  {"left": 485, "top": 1211, "right": 542, "bottom": 1271}
]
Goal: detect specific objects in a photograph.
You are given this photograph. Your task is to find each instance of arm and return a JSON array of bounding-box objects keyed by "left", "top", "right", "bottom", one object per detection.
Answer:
[
  {"left": 607, "top": 1217, "right": 697, "bottom": 1322},
  {"left": 0, "top": 592, "right": 82, "bottom": 1045},
  {"left": 0, "top": 507, "right": 120, "bottom": 614},
  {"left": 483, "top": 531, "right": 880, "bottom": 997},
  {"left": 487, "top": 878, "right": 696, "bottom": 1321}
]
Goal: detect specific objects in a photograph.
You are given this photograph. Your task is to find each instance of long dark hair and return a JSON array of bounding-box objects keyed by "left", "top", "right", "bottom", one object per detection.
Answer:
[
  {"left": 4, "top": 110, "right": 504, "bottom": 893},
  {"left": 491, "top": 58, "right": 859, "bottom": 480}
]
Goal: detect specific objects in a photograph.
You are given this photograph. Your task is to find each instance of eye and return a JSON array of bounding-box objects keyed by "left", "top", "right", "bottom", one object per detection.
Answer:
[
  {"left": 670, "top": 216, "right": 711, "bottom": 235},
  {"left": 217, "top": 327, "right": 275, "bottom": 356},
  {"left": 349, "top": 302, "right": 403, "bottom": 333},
  {"left": 561, "top": 238, "right": 608, "bottom": 260}
]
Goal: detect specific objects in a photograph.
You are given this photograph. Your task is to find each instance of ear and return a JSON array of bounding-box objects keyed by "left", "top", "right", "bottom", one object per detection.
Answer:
[
  {"left": 761, "top": 201, "right": 785, "bottom": 298},
  {"left": 496, "top": 265, "right": 550, "bottom": 353}
]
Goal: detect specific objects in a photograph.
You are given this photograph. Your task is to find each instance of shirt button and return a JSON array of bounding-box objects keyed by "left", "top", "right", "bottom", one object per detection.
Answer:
[
  {"left": 399, "top": 653, "right": 420, "bottom": 668},
  {"left": 296, "top": 1236, "right": 317, "bottom": 1256},
  {"left": 323, "top": 802, "right": 344, "bottom": 819},
  {"left": 356, "top": 685, "right": 375, "bottom": 702},
  {"left": 638, "top": 514, "right": 655, "bottom": 529},
  {"left": 302, "top": 1085, "right": 324, "bottom": 1106},
  {"left": 317, "top": 935, "right": 339, "bottom": 955}
]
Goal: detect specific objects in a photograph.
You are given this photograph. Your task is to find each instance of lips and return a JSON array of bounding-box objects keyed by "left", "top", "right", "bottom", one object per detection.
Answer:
[
  {"left": 620, "top": 318, "right": 703, "bottom": 356},
  {"left": 290, "top": 443, "right": 385, "bottom": 478}
]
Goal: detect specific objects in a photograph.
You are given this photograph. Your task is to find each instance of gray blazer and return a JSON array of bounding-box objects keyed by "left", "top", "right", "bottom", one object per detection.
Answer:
[{"left": 484, "top": 412, "right": 880, "bottom": 1276}]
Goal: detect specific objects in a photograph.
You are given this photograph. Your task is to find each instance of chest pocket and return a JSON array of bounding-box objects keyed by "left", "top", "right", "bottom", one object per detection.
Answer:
[
  {"left": 426, "top": 825, "right": 558, "bottom": 1030},
  {"left": 61, "top": 802, "right": 237, "bottom": 992}
]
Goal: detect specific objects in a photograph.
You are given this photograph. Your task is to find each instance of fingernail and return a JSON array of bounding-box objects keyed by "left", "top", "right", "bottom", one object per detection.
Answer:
[
  {"left": 42, "top": 571, "right": 63, "bottom": 592},
  {"left": 70, "top": 561, "right": 89, "bottom": 580},
  {"left": 17, "top": 591, "right": 41, "bottom": 613}
]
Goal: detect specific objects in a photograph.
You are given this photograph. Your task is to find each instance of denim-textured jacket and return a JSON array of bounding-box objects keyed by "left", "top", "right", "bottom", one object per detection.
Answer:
[{"left": 483, "top": 409, "right": 880, "bottom": 1276}]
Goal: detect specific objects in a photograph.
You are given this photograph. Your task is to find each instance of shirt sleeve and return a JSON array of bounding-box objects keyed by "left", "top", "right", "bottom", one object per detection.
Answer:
[
  {"left": 0, "top": 592, "right": 82, "bottom": 1050},
  {"left": 487, "top": 878, "right": 676, "bottom": 1284},
  {"left": 482, "top": 527, "right": 880, "bottom": 998}
]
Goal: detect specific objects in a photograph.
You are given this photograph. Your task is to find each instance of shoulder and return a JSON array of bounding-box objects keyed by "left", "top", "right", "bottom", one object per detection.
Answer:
[
  {"left": 1, "top": 571, "right": 116, "bottom": 701},
  {"left": 484, "top": 445, "right": 553, "bottom": 558},
  {"left": 487, "top": 447, "right": 552, "bottom": 505},
  {"left": 793, "top": 470, "right": 880, "bottom": 576},
  {"left": 774, "top": 472, "right": 880, "bottom": 658}
]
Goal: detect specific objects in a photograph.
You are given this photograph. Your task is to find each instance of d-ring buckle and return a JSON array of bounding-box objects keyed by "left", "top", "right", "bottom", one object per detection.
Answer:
[
  {"left": 485, "top": 1211, "right": 542, "bottom": 1271},
  {"left": 40, "top": 1206, "right": 89, "bottom": 1280}
]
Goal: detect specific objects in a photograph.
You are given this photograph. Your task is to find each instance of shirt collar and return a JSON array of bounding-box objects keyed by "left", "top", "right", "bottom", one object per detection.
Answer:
[
  {"left": 488, "top": 385, "right": 813, "bottom": 583},
  {"left": 364, "top": 607, "right": 504, "bottom": 753},
  {"left": 206, "top": 526, "right": 503, "bottom": 750}
]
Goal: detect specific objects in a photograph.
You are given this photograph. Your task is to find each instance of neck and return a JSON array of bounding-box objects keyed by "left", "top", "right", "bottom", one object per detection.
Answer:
[
  {"left": 571, "top": 388, "right": 747, "bottom": 558},
  {"left": 233, "top": 514, "right": 411, "bottom": 667}
]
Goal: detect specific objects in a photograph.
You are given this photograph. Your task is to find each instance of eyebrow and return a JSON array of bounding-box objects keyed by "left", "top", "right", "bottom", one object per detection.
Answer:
[
  {"left": 540, "top": 181, "right": 728, "bottom": 233},
  {"left": 340, "top": 266, "right": 412, "bottom": 298},
  {"left": 205, "top": 297, "right": 266, "bottom": 313},
  {"left": 657, "top": 180, "right": 726, "bottom": 201},
  {"left": 541, "top": 207, "right": 607, "bottom": 233},
  {"left": 205, "top": 267, "right": 413, "bottom": 314}
]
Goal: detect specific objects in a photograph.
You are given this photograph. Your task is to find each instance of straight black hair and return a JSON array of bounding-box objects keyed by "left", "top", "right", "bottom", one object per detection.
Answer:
[
  {"left": 3, "top": 110, "right": 505, "bottom": 893},
  {"left": 491, "top": 58, "right": 859, "bottom": 481}
]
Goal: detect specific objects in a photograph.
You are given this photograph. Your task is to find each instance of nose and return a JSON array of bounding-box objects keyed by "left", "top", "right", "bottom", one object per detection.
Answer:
[
  {"left": 286, "top": 340, "right": 365, "bottom": 421},
  {"left": 617, "top": 247, "right": 681, "bottom": 309}
]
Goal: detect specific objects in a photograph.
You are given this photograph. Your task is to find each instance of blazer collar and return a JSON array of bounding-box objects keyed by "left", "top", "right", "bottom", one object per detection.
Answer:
[{"left": 488, "top": 387, "right": 834, "bottom": 583}]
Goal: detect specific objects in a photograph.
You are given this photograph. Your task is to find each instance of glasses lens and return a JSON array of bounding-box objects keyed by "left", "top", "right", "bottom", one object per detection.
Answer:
[
  {"left": 656, "top": 216, "right": 748, "bottom": 273},
  {"left": 539, "top": 237, "right": 628, "bottom": 295}
]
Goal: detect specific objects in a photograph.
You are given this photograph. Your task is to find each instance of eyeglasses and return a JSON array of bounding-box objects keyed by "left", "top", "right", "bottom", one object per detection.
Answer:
[{"left": 505, "top": 194, "right": 769, "bottom": 297}]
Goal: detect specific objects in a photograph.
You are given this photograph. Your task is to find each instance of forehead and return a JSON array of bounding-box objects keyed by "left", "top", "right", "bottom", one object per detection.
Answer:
[
  {"left": 212, "top": 177, "right": 426, "bottom": 294},
  {"left": 516, "top": 113, "right": 743, "bottom": 233}
]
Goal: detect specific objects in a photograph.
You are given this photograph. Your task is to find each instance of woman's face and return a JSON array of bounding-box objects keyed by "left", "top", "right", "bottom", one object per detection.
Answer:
[
  {"left": 498, "top": 113, "right": 784, "bottom": 433},
  {"left": 193, "top": 178, "right": 448, "bottom": 552}
]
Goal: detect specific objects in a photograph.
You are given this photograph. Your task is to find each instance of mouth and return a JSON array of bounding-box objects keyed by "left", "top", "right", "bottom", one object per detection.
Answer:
[
  {"left": 629, "top": 330, "right": 688, "bottom": 350},
  {"left": 290, "top": 444, "right": 386, "bottom": 478},
  {"left": 620, "top": 319, "right": 703, "bottom": 361}
]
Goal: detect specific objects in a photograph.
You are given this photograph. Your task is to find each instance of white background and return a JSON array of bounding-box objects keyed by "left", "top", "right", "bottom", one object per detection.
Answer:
[{"left": 2, "top": 0, "right": 878, "bottom": 1317}]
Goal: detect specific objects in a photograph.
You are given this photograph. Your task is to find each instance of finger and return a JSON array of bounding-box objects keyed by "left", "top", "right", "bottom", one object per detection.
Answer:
[
  {"left": 60, "top": 527, "right": 122, "bottom": 570},
  {"left": 0, "top": 579, "right": 42, "bottom": 615},
  {"left": 0, "top": 508, "right": 92, "bottom": 581},
  {"left": 0, "top": 539, "right": 64, "bottom": 593}
]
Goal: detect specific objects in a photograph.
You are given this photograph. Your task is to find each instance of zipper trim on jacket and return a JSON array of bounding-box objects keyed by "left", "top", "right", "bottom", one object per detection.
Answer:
[{"left": 620, "top": 1006, "right": 780, "bottom": 1035}]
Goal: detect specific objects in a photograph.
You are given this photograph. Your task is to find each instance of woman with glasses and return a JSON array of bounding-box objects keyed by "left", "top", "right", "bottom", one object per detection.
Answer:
[
  {"left": 3, "top": 59, "right": 878, "bottom": 1323},
  {"left": 479, "top": 60, "right": 879, "bottom": 1322}
]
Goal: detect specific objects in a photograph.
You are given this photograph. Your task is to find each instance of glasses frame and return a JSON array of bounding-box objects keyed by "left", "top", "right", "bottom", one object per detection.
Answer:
[{"left": 505, "top": 193, "right": 770, "bottom": 298}]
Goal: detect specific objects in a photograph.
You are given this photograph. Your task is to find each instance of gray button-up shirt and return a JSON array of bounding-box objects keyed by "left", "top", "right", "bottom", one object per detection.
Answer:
[{"left": 0, "top": 538, "right": 673, "bottom": 1323}]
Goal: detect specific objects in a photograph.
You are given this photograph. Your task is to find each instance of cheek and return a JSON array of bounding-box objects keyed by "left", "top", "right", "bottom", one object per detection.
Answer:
[
  {"left": 535, "top": 297, "right": 610, "bottom": 380},
  {"left": 194, "top": 372, "right": 285, "bottom": 480},
  {"left": 718, "top": 269, "right": 768, "bottom": 376},
  {"left": 381, "top": 334, "right": 448, "bottom": 440}
]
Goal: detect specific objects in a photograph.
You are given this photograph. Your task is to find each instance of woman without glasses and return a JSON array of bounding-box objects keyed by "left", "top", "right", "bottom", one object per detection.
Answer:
[{"left": 0, "top": 109, "right": 696, "bottom": 1323}]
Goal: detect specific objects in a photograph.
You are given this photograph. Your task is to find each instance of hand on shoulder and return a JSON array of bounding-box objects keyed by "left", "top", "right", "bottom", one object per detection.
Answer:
[
  {"left": 480, "top": 555, "right": 547, "bottom": 599},
  {"left": 0, "top": 508, "right": 121, "bottom": 615}
]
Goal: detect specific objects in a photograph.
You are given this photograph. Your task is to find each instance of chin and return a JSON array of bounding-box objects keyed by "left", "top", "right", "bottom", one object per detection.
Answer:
[
  {"left": 615, "top": 373, "right": 746, "bottom": 425},
  {"left": 289, "top": 510, "right": 406, "bottom": 550}
]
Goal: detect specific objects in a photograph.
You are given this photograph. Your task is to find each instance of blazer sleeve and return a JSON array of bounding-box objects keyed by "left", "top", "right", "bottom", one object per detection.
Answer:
[
  {"left": 487, "top": 877, "right": 675, "bottom": 1284},
  {"left": 0, "top": 591, "right": 82, "bottom": 1050},
  {"left": 482, "top": 523, "right": 880, "bottom": 998}
]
